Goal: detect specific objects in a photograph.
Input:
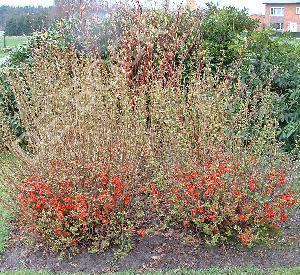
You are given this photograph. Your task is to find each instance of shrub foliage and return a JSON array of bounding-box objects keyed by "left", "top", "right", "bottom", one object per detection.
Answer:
[{"left": 0, "top": 4, "right": 299, "bottom": 253}]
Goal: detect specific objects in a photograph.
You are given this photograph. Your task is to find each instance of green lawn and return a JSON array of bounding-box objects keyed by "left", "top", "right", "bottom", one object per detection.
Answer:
[
  {"left": 0, "top": 36, "right": 28, "bottom": 58},
  {"left": 0, "top": 152, "right": 17, "bottom": 253},
  {"left": 0, "top": 152, "right": 9, "bottom": 253},
  {"left": 0, "top": 267, "right": 300, "bottom": 274},
  {"left": 0, "top": 272, "right": 54, "bottom": 275}
]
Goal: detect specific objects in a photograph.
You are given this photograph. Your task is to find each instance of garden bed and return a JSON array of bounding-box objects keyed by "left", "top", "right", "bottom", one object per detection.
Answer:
[{"left": 0, "top": 209, "right": 299, "bottom": 273}]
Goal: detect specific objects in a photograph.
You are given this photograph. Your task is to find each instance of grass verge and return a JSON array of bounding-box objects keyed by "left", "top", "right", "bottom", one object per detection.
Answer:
[
  {"left": 0, "top": 36, "right": 28, "bottom": 58},
  {"left": 0, "top": 267, "right": 300, "bottom": 274},
  {"left": 0, "top": 152, "right": 17, "bottom": 253}
]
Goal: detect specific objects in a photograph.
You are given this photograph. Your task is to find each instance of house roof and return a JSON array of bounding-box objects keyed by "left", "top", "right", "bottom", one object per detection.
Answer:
[{"left": 263, "top": 0, "right": 300, "bottom": 3}]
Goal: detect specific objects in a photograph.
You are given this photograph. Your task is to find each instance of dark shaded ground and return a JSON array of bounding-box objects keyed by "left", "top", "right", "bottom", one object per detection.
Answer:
[{"left": 0, "top": 210, "right": 299, "bottom": 274}]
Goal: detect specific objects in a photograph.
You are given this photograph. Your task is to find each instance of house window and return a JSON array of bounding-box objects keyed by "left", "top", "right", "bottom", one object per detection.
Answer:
[
  {"left": 270, "top": 7, "right": 284, "bottom": 16},
  {"left": 296, "top": 7, "right": 300, "bottom": 14},
  {"left": 270, "top": 22, "right": 284, "bottom": 31}
]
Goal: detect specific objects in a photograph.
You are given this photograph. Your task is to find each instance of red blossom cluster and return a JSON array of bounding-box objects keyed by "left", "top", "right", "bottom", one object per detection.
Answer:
[
  {"left": 18, "top": 170, "right": 133, "bottom": 248},
  {"left": 17, "top": 152, "right": 297, "bottom": 250},
  {"left": 166, "top": 152, "right": 297, "bottom": 245}
]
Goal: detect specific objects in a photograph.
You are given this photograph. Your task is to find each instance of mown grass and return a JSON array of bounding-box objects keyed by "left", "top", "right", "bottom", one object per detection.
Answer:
[
  {"left": 0, "top": 152, "right": 17, "bottom": 253},
  {"left": 1, "top": 267, "right": 300, "bottom": 274},
  {"left": 0, "top": 272, "right": 54, "bottom": 275},
  {"left": 0, "top": 36, "right": 28, "bottom": 58},
  {"left": 120, "top": 267, "right": 300, "bottom": 275}
]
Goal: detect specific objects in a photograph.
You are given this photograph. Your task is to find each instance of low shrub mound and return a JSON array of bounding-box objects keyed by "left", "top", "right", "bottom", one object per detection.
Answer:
[
  {"left": 16, "top": 150, "right": 298, "bottom": 251},
  {"left": 17, "top": 165, "right": 136, "bottom": 251},
  {"left": 167, "top": 149, "right": 297, "bottom": 245}
]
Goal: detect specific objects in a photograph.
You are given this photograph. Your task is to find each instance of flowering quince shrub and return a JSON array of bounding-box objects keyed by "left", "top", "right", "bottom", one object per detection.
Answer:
[
  {"left": 165, "top": 150, "right": 298, "bottom": 246},
  {"left": 1, "top": 16, "right": 298, "bottom": 254},
  {"left": 17, "top": 161, "right": 140, "bottom": 252}
]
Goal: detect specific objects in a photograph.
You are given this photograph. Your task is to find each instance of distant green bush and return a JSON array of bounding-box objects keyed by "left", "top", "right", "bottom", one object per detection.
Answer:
[
  {"left": 233, "top": 30, "right": 300, "bottom": 155},
  {"left": 201, "top": 4, "right": 258, "bottom": 66}
]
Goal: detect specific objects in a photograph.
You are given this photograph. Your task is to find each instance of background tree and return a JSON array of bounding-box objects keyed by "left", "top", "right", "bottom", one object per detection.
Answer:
[
  {"left": 4, "top": 13, "right": 49, "bottom": 36},
  {"left": 0, "top": 5, "right": 50, "bottom": 31},
  {"left": 201, "top": 4, "right": 258, "bottom": 66}
]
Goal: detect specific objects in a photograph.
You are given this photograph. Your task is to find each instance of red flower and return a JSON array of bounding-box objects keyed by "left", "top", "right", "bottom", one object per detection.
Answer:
[
  {"left": 204, "top": 185, "right": 215, "bottom": 197},
  {"left": 278, "top": 173, "right": 286, "bottom": 186},
  {"left": 207, "top": 214, "right": 217, "bottom": 222},
  {"left": 35, "top": 201, "right": 43, "bottom": 210},
  {"left": 49, "top": 196, "right": 59, "bottom": 206},
  {"left": 28, "top": 192, "right": 37, "bottom": 203},
  {"left": 137, "top": 229, "right": 146, "bottom": 238},
  {"left": 282, "top": 194, "right": 292, "bottom": 201},
  {"left": 281, "top": 193, "right": 295, "bottom": 207},
  {"left": 150, "top": 183, "right": 160, "bottom": 198},
  {"left": 124, "top": 194, "right": 131, "bottom": 205},
  {"left": 44, "top": 186, "right": 53, "bottom": 196},
  {"left": 239, "top": 230, "right": 253, "bottom": 246},
  {"left": 198, "top": 205, "right": 204, "bottom": 214},
  {"left": 114, "top": 188, "right": 122, "bottom": 198},
  {"left": 64, "top": 197, "right": 75, "bottom": 210},
  {"left": 102, "top": 218, "right": 109, "bottom": 225},
  {"left": 239, "top": 214, "right": 248, "bottom": 222},
  {"left": 80, "top": 211, "right": 86, "bottom": 220},
  {"left": 70, "top": 239, "right": 78, "bottom": 246},
  {"left": 76, "top": 194, "right": 86, "bottom": 201},
  {"left": 233, "top": 190, "right": 242, "bottom": 198},
  {"left": 248, "top": 179, "right": 257, "bottom": 191},
  {"left": 198, "top": 217, "right": 205, "bottom": 223},
  {"left": 57, "top": 210, "right": 64, "bottom": 222},
  {"left": 40, "top": 196, "right": 47, "bottom": 203},
  {"left": 113, "top": 177, "right": 122, "bottom": 188},
  {"left": 192, "top": 208, "right": 197, "bottom": 216},
  {"left": 101, "top": 175, "right": 108, "bottom": 184},
  {"left": 95, "top": 210, "right": 104, "bottom": 219},
  {"left": 52, "top": 227, "right": 69, "bottom": 238},
  {"left": 56, "top": 203, "right": 66, "bottom": 212},
  {"left": 265, "top": 209, "right": 276, "bottom": 219}
]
